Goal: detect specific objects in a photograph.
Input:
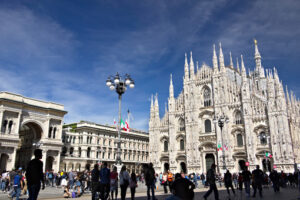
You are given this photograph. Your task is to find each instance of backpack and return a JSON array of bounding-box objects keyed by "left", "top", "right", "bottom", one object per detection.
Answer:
[{"left": 167, "top": 173, "right": 173, "bottom": 182}]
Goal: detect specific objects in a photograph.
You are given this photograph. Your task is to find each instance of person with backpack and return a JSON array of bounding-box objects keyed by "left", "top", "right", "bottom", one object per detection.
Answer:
[
  {"left": 119, "top": 166, "right": 130, "bottom": 200},
  {"left": 48, "top": 170, "right": 54, "bottom": 187},
  {"left": 99, "top": 162, "right": 110, "bottom": 200},
  {"left": 203, "top": 164, "right": 219, "bottom": 200},
  {"left": 224, "top": 170, "right": 235, "bottom": 196},
  {"left": 145, "top": 163, "right": 156, "bottom": 200},
  {"left": 9, "top": 170, "right": 23, "bottom": 200}
]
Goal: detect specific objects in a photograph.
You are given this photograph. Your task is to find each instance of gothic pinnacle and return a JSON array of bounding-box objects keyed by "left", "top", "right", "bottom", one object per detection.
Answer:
[
  {"left": 213, "top": 44, "right": 218, "bottom": 72},
  {"left": 219, "top": 42, "right": 225, "bottom": 71},
  {"left": 190, "top": 51, "right": 195, "bottom": 78},
  {"left": 184, "top": 53, "right": 189, "bottom": 79},
  {"left": 229, "top": 51, "right": 233, "bottom": 68}
]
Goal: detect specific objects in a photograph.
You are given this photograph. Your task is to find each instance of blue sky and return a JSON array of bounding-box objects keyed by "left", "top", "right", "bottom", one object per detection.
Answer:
[{"left": 0, "top": 0, "right": 300, "bottom": 131}]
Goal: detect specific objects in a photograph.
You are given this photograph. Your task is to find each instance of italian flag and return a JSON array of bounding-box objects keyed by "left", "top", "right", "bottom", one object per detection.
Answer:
[{"left": 120, "top": 119, "right": 130, "bottom": 132}]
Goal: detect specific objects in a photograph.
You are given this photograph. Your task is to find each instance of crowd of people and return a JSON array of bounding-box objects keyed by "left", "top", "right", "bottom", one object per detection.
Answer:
[{"left": 1, "top": 149, "right": 300, "bottom": 200}]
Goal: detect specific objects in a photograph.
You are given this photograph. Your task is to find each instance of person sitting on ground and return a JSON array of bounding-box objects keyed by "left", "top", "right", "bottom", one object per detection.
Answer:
[{"left": 63, "top": 184, "right": 71, "bottom": 198}]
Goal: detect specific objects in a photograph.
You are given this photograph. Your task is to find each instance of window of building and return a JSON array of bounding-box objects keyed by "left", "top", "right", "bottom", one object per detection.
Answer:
[
  {"left": 179, "top": 118, "right": 185, "bottom": 131},
  {"left": 78, "top": 147, "right": 81, "bottom": 157},
  {"left": 2, "top": 120, "right": 8, "bottom": 133},
  {"left": 73, "top": 137, "right": 76, "bottom": 144},
  {"left": 235, "top": 111, "right": 243, "bottom": 125},
  {"left": 48, "top": 127, "right": 53, "bottom": 138},
  {"left": 87, "top": 147, "right": 91, "bottom": 158},
  {"left": 260, "top": 132, "right": 267, "bottom": 145},
  {"left": 62, "top": 147, "right": 67, "bottom": 156},
  {"left": 237, "top": 133, "right": 243, "bottom": 147},
  {"left": 180, "top": 139, "right": 184, "bottom": 150},
  {"left": 53, "top": 127, "right": 56, "bottom": 138},
  {"left": 205, "top": 119, "right": 212, "bottom": 133},
  {"left": 164, "top": 140, "right": 168, "bottom": 152},
  {"left": 70, "top": 147, "right": 74, "bottom": 156},
  {"left": 204, "top": 87, "right": 211, "bottom": 107}
]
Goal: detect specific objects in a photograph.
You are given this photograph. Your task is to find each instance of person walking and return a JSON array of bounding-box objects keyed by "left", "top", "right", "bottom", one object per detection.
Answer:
[
  {"left": 99, "top": 162, "right": 110, "bottom": 200},
  {"left": 203, "top": 164, "right": 219, "bottom": 200},
  {"left": 252, "top": 165, "right": 264, "bottom": 198},
  {"left": 242, "top": 167, "right": 251, "bottom": 197},
  {"left": 224, "top": 170, "right": 235, "bottom": 196},
  {"left": 91, "top": 164, "right": 100, "bottom": 200},
  {"left": 68, "top": 171, "right": 75, "bottom": 189},
  {"left": 119, "top": 166, "right": 130, "bottom": 200},
  {"left": 129, "top": 171, "right": 137, "bottom": 200},
  {"left": 110, "top": 166, "right": 118, "bottom": 200},
  {"left": 25, "top": 149, "right": 45, "bottom": 200},
  {"left": 9, "top": 170, "right": 23, "bottom": 200},
  {"left": 145, "top": 163, "right": 156, "bottom": 200},
  {"left": 269, "top": 169, "right": 280, "bottom": 192}
]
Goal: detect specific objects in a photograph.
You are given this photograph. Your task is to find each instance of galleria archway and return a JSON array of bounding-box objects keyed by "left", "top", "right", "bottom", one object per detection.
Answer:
[{"left": 15, "top": 122, "right": 42, "bottom": 169}]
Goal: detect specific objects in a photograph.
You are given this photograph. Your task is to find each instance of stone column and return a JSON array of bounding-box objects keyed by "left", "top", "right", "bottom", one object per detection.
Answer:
[
  {"left": 0, "top": 110, "right": 4, "bottom": 133},
  {"left": 56, "top": 151, "right": 61, "bottom": 173},
  {"left": 42, "top": 150, "right": 47, "bottom": 172},
  {"left": 14, "top": 112, "right": 22, "bottom": 135},
  {"left": 8, "top": 147, "right": 17, "bottom": 170}
]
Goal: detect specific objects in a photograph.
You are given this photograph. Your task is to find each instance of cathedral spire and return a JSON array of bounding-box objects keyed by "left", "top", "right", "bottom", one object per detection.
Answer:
[
  {"left": 254, "top": 39, "right": 264, "bottom": 77},
  {"left": 241, "top": 55, "right": 246, "bottom": 78},
  {"left": 229, "top": 51, "right": 233, "bottom": 68},
  {"left": 219, "top": 42, "right": 225, "bottom": 72},
  {"left": 189, "top": 51, "right": 195, "bottom": 79},
  {"left": 196, "top": 61, "right": 199, "bottom": 72},
  {"left": 212, "top": 44, "right": 218, "bottom": 73},
  {"left": 169, "top": 74, "right": 174, "bottom": 99},
  {"left": 184, "top": 53, "right": 189, "bottom": 80},
  {"left": 286, "top": 85, "right": 291, "bottom": 105},
  {"left": 236, "top": 57, "right": 240, "bottom": 73},
  {"left": 154, "top": 93, "right": 159, "bottom": 119},
  {"left": 150, "top": 94, "right": 154, "bottom": 112}
]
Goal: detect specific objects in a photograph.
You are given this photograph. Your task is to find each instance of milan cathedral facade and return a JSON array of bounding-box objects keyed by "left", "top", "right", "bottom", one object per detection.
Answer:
[{"left": 149, "top": 41, "right": 300, "bottom": 174}]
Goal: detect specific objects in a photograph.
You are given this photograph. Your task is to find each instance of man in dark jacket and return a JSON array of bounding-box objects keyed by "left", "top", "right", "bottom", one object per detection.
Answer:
[
  {"left": 269, "top": 169, "right": 280, "bottom": 192},
  {"left": 224, "top": 169, "right": 235, "bottom": 196},
  {"left": 252, "top": 165, "right": 264, "bottom": 197},
  {"left": 203, "top": 164, "right": 219, "bottom": 200},
  {"left": 171, "top": 173, "right": 195, "bottom": 200},
  {"left": 26, "top": 149, "right": 45, "bottom": 200},
  {"left": 242, "top": 167, "right": 251, "bottom": 197},
  {"left": 145, "top": 163, "right": 156, "bottom": 200},
  {"left": 91, "top": 164, "right": 99, "bottom": 200}
]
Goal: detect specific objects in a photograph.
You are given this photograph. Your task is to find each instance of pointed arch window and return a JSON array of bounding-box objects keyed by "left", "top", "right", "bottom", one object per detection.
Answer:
[
  {"left": 179, "top": 118, "right": 185, "bottom": 131},
  {"left": 259, "top": 132, "right": 267, "bottom": 145},
  {"left": 235, "top": 111, "right": 243, "bottom": 125},
  {"left": 164, "top": 140, "right": 168, "bottom": 152},
  {"left": 203, "top": 88, "right": 211, "bottom": 107},
  {"left": 237, "top": 133, "right": 243, "bottom": 147},
  {"left": 205, "top": 119, "right": 212, "bottom": 133},
  {"left": 180, "top": 139, "right": 184, "bottom": 151}
]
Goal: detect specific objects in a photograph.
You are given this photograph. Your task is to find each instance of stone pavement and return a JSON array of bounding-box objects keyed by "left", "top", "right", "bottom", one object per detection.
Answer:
[{"left": 1, "top": 186, "right": 300, "bottom": 200}]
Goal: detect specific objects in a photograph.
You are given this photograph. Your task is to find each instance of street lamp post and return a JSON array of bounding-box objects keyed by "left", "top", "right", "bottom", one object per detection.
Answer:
[
  {"left": 213, "top": 114, "right": 229, "bottom": 171},
  {"left": 106, "top": 73, "right": 134, "bottom": 171}
]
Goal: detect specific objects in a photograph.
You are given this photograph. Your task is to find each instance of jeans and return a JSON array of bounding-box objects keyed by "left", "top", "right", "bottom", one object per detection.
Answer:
[
  {"left": 91, "top": 182, "right": 99, "bottom": 200},
  {"left": 1, "top": 181, "right": 5, "bottom": 191},
  {"left": 120, "top": 184, "right": 128, "bottom": 200},
  {"left": 147, "top": 182, "right": 156, "bottom": 200},
  {"left": 203, "top": 183, "right": 219, "bottom": 200},
  {"left": 252, "top": 182, "right": 262, "bottom": 197},
  {"left": 130, "top": 187, "right": 136, "bottom": 200},
  {"left": 244, "top": 181, "right": 250, "bottom": 196},
  {"left": 11, "top": 186, "right": 21, "bottom": 200},
  {"left": 69, "top": 180, "right": 74, "bottom": 189},
  {"left": 100, "top": 183, "right": 110, "bottom": 200},
  {"left": 27, "top": 184, "right": 41, "bottom": 200}
]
